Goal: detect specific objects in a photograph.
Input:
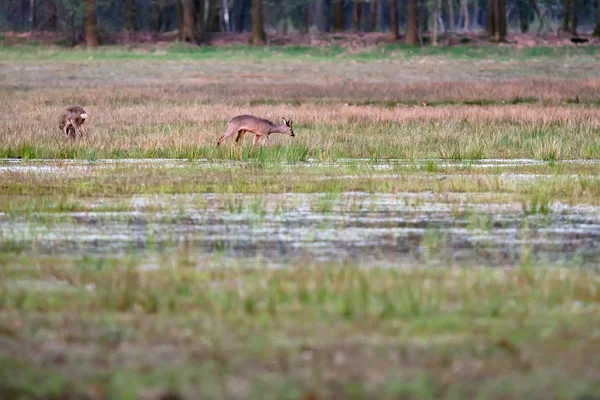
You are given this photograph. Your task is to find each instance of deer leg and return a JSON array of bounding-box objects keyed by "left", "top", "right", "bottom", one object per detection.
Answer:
[
  {"left": 59, "top": 115, "right": 69, "bottom": 138},
  {"left": 252, "top": 134, "right": 261, "bottom": 146},
  {"left": 79, "top": 122, "right": 88, "bottom": 138},
  {"left": 235, "top": 130, "right": 246, "bottom": 143},
  {"left": 69, "top": 118, "right": 81, "bottom": 139},
  {"left": 67, "top": 125, "right": 76, "bottom": 140}
]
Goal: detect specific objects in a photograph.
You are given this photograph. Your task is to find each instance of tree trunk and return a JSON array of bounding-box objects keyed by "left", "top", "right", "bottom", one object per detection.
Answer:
[
  {"left": 151, "top": 0, "right": 160, "bottom": 33},
  {"left": 389, "top": 0, "right": 399, "bottom": 40},
  {"left": 497, "top": 0, "right": 506, "bottom": 39},
  {"left": 17, "top": 1, "right": 27, "bottom": 30},
  {"left": 353, "top": 0, "right": 362, "bottom": 31},
  {"left": 159, "top": 0, "right": 167, "bottom": 31},
  {"left": 421, "top": 0, "right": 429, "bottom": 32},
  {"left": 48, "top": 0, "right": 57, "bottom": 31},
  {"left": 207, "top": 0, "right": 220, "bottom": 31},
  {"left": 370, "top": 0, "right": 378, "bottom": 30},
  {"left": 314, "top": 0, "right": 324, "bottom": 31},
  {"left": 517, "top": 0, "right": 528, "bottom": 32},
  {"left": 193, "top": 0, "right": 202, "bottom": 32},
  {"left": 176, "top": 0, "right": 184, "bottom": 40},
  {"left": 562, "top": 0, "right": 570, "bottom": 31},
  {"left": 84, "top": 0, "right": 99, "bottom": 46},
  {"left": 281, "top": 0, "right": 288, "bottom": 34},
  {"left": 570, "top": 0, "right": 577, "bottom": 34},
  {"left": 446, "top": 0, "right": 455, "bottom": 31},
  {"left": 377, "top": 0, "right": 384, "bottom": 30},
  {"left": 487, "top": 0, "right": 495, "bottom": 37},
  {"left": 182, "top": 0, "right": 200, "bottom": 42},
  {"left": 303, "top": 3, "right": 310, "bottom": 33},
  {"left": 30, "top": 0, "right": 37, "bottom": 30},
  {"left": 236, "top": 0, "right": 251, "bottom": 32},
  {"left": 494, "top": 0, "right": 502, "bottom": 38},
  {"left": 71, "top": 11, "right": 76, "bottom": 46},
  {"left": 406, "top": 0, "right": 419, "bottom": 44},
  {"left": 433, "top": 0, "right": 441, "bottom": 44},
  {"left": 461, "top": 0, "right": 469, "bottom": 30},
  {"left": 251, "top": 0, "right": 266, "bottom": 44},
  {"left": 333, "top": 0, "right": 344, "bottom": 31},
  {"left": 223, "top": 0, "right": 231, "bottom": 31},
  {"left": 487, "top": 0, "right": 505, "bottom": 40},
  {"left": 595, "top": 0, "right": 600, "bottom": 36},
  {"left": 528, "top": 0, "right": 544, "bottom": 32},
  {"left": 264, "top": 0, "right": 273, "bottom": 33},
  {"left": 126, "top": 0, "right": 136, "bottom": 31}
]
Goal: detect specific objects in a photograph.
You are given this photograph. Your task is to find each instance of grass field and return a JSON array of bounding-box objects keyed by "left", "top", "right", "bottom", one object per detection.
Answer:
[
  {"left": 2, "top": 45, "right": 600, "bottom": 161},
  {"left": 1, "top": 44, "right": 600, "bottom": 399}
]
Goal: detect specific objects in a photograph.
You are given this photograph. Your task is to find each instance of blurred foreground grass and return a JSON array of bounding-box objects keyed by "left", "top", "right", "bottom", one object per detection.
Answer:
[{"left": 1, "top": 253, "right": 600, "bottom": 399}]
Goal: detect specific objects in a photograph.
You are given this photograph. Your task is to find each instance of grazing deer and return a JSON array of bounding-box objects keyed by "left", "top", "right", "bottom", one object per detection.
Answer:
[
  {"left": 217, "top": 115, "right": 294, "bottom": 146},
  {"left": 59, "top": 106, "right": 89, "bottom": 139}
]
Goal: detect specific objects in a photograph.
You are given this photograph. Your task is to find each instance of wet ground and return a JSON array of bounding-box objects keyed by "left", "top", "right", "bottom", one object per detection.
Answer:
[{"left": 1, "top": 159, "right": 599, "bottom": 268}]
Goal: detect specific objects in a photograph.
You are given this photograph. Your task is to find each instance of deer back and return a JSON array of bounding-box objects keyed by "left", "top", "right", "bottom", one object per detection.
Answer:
[
  {"left": 229, "top": 115, "right": 275, "bottom": 135},
  {"left": 66, "top": 106, "right": 88, "bottom": 121}
]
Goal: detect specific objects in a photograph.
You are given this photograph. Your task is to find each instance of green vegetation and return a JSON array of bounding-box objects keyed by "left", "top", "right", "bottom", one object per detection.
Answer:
[
  {"left": 1, "top": 253, "right": 599, "bottom": 399},
  {"left": 1, "top": 161, "right": 599, "bottom": 206},
  {"left": 1, "top": 118, "right": 600, "bottom": 161},
  {"left": 2, "top": 47, "right": 599, "bottom": 163},
  {"left": 2, "top": 46, "right": 600, "bottom": 399},
  {"left": 1, "top": 43, "right": 599, "bottom": 62}
]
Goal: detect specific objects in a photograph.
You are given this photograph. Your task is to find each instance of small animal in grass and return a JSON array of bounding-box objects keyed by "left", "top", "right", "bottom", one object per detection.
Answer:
[
  {"left": 570, "top": 37, "right": 589, "bottom": 45},
  {"left": 217, "top": 115, "right": 294, "bottom": 146},
  {"left": 59, "top": 105, "right": 89, "bottom": 139}
]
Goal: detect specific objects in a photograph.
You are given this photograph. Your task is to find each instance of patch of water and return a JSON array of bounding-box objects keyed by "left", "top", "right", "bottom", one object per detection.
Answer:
[
  {"left": 2, "top": 192, "right": 599, "bottom": 268},
  {"left": 1, "top": 158, "right": 599, "bottom": 175}
]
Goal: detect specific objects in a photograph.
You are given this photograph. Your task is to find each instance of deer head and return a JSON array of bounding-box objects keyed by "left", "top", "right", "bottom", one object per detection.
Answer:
[{"left": 282, "top": 118, "right": 294, "bottom": 137}]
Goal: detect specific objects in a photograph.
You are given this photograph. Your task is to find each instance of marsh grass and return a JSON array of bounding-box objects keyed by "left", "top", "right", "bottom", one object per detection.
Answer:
[
  {"left": 0, "top": 108, "right": 599, "bottom": 160},
  {"left": 532, "top": 137, "right": 564, "bottom": 162},
  {"left": 2, "top": 45, "right": 600, "bottom": 399},
  {"left": 423, "top": 159, "right": 440, "bottom": 172},
  {"left": 437, "top": 137, "right": 485, "bottom": 161},
  {"left": 0, "top": 252, "right": 599, "bottom": 399},
  {"left": 522, "top": 191, "right": 551, "bottom": 215},
  {"left": 1, "top": 162, "right": 600, "bottom": 208}
]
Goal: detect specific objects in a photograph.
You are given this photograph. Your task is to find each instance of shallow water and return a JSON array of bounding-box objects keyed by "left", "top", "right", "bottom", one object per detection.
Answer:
[
  {"left": 2, "top": 159, "right": 599, "bottom": 268},
  {"left": 2, "top": 191, "right": 599, "bottom": 268},
  {"left": 2, "top": 157, "right": 600, "bottom": 174}
]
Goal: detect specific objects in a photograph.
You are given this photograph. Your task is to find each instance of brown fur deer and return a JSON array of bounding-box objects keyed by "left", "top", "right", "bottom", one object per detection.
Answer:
[
  {"left": 59, "top": 106, "right": 89, "bottom": 139},
  {"left": 217, "top": 115, "right": 294, "bottom": 146}
]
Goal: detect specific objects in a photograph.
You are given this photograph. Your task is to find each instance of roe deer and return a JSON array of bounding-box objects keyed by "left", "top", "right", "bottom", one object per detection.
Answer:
[
  {"left": 217, "top": 115, "right": 294, "bottom": 146},
  {"left": 59, "top": 106, "right": 89, "bottom": 139}
]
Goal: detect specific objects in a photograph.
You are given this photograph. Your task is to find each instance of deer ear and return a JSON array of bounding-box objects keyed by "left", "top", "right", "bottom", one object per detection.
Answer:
[{"left": 289, "top": 119, "right": 292, "bottom": 126}]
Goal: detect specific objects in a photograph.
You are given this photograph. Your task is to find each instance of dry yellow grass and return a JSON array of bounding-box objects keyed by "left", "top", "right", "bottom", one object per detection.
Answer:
[
  {"left": 1, "top": 51, "right": 600, "bottom": 159},
  {"left": 1, "top": 97, "right": 599, "bottom": 159},
  {"left": 3, "top": 79, "right": 600, "bottom": 106}
]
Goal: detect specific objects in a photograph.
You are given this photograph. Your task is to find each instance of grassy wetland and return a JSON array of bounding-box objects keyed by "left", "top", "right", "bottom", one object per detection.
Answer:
[{"left": 1, "top": 44, "right": 600, "bottom": 399}]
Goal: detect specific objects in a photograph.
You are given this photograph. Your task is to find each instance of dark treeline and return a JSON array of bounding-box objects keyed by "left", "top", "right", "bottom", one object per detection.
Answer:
[{"left": 1, "top": 0, "right": 599, "bottom": 46}]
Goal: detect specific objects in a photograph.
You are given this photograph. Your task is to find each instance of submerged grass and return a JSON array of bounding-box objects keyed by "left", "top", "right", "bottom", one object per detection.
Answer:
[{"left": 1, "top": 162, "right": 599, "bottom": 205}]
